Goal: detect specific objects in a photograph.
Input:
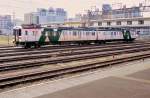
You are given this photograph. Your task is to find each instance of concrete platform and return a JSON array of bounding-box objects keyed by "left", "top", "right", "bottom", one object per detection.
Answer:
[
  {"left": 1, "top": 59, "right": 150, "bottom": 98},
  {"left": 128, "top": 68, "right": 150, "bottom": 80},
  {"left": 36, "top": 76, "right": 150, "bottom": 98},
  {"left": 36, "top": 61, "right": 150, "bottom": 98}
]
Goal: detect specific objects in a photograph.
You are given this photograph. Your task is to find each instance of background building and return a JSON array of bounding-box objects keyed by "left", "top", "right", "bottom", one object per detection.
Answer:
[
  {"left": 0, "top": 15, "right": 13, "bottom": 35},
  {"left": 73, "top": 3, "right": 150, "bottom": 36},
  {"left": 24, "top": 12, "right": 38, "bottom": 24},
  {"left": 24, "top": 7, "right": 67, "bottom": 25},
  {"left": 64, "top": 14, "right": 83, "bottom": 27},
  {"left": 102, "top": 4, "right": 142, "bottom": 19}
]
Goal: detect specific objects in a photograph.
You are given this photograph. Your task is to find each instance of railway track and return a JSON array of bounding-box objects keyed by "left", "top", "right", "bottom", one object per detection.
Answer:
[
  {"left": 0, "top": 41, "right": 148, "bottom": 54},
  {"left": 0, "top": 41, "right": 150, "bottom": 89},
  {"left": 0, "top": 51, "right": 150, "bottom": 89},
  {"left": 0, "top": 42, "right": 150, "bottom": 58},
  {"left": 0, "top": 43, "right": 112, "bottom": 51},
  {"left": 0, "top": 44, "right": 150, "bottom": 72},
  {"left": 0, "top": 44, "right": 150, "bottom": 62},
  {"left": 0, "top": 43, "right": 132, "bottom": 54},
  {"left": 0, "top": 45, "right": 150, "bottom": 63}
]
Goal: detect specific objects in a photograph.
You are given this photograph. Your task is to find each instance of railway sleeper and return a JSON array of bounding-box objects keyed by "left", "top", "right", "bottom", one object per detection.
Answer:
[{"left": 0, "top": 53, "right": 150, "bottom": 88}]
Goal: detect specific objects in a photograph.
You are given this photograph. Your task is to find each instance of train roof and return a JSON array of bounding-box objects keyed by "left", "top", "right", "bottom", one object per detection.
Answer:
[
  {"left": 44, "top": 27, "right": 126, "bottom": 31},
  {"left": 13, "top": 26, "right": 22, "bottom": 29},
  {"left": 13, "top": 25, "right": 129, "bottom": 31},
  {"left": 22, "top": 24, "right": 42, "bottom": 29}
]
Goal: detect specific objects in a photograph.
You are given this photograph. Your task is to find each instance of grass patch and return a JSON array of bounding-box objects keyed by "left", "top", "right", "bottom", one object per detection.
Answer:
[{"left": 0, "top": 35, "right": 13, "bottom": 46}]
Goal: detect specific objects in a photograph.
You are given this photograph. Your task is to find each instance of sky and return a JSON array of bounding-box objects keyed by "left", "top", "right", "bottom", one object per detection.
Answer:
[{"left": 0, "top": 0, "right": 146, "bottom": 20}]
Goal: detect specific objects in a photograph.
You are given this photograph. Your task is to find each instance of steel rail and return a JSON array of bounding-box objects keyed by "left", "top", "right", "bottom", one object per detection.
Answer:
[
  {"left": 0, "top": 44, "right": 149, "bottom": 62},
  {"left": 0, "top": 46, "right": 150, "bottom": 72},
  {"left": 0, "top": 52, "right": 150, "bottom": 89}
]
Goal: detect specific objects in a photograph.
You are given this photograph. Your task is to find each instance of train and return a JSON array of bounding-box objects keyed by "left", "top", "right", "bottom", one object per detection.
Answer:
[{"left": 13, "top": 24, "right": 138, "bottom": 48}]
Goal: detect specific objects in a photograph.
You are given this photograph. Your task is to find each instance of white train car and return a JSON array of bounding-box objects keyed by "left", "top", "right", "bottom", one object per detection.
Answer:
[{"left": 13, "top": 25, "right": 138, "bottom": 48}]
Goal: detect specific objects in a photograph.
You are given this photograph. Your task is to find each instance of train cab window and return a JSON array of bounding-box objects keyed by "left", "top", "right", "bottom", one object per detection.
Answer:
[
  {"left": 25, "top": 31, "right": 28, "bottom": 35},
  {"left": 13, "top": 29, "right": 21, "bottom": 36},
  {"left": 14, "top": 29, "right": 21, "bottom": 36},
  {"left": 18, "top": 29, "right": 21, "bottom": 36},
  {"left": 13, "top": 30, "right": 16, "bottom": 35}
]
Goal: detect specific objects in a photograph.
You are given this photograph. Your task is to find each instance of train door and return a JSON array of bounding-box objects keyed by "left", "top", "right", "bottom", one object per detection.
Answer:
[
  {"left": 38, "top": 29, "right": 48, "bottom": 45},
  {"left": 39, "top": 28, "right": 61, "bottom": 45},
  {"left": 13, "top": 29, "right": 21, "bottom": 43},
  {"left": 123, "top": 30, "right": 132, "bottom": 41},
  {"left": 49, "top": 28, "right": 61, "bottom": 44},
  {"left": 24, "top": 30, "right": 28, "bottom": 42}
]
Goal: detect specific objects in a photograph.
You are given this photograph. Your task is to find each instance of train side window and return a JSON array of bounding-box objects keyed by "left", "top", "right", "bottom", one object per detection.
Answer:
[
  {"left": 103, "top": 32, "right": 105, "bottom": 35},
  {"left": 33, "top": 31, "right": 35, "bottom": 36},
  {"left": 119, "top": 32, "right": 122, "bottom": 35},
  {"left": 114, "top": 32, "right": 116, "bottom": 35},
  {"left": 111, "top": 32, "right": 113, "bottom": 35},
  {"left": 78, "top": 31, "right": 80, "bottom": 35},
  {"left": 86, "top": 31, "right": 89, "bottom": 36},
  {"left": 76, "top": 31, "right": 78, "bottom": 36},
  {"left": 79, "top": 31, "right": 81, "bottom": 36},
  {"left": 81, "top": 31, "right": 83, "bottom": 36},
  {"left": 92, "top": 32, "right": 95, "bottom": 36},
  {"left": 68, "top": 31, "right": 70, "bottom": 35},
  {"left": 35, "top": 31, "right": 38, "bottom": 35},
  {"left": 116, "top": 32, "right": 118, "bottom": 35},
  {"left": 117, "top": 32, "right": 119, "bottom": 35},
  {"left": 67, "top": 31, "right": 70, "bottom": 35},
  {"left": 25, "top": 31, "right": 28, "bottom": 35},
  {"left": 73, "top": 31, "right": 77, "bottom": 36}
]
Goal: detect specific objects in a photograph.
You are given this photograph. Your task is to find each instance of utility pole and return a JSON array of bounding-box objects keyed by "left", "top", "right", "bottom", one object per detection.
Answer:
[
  {"left": 85, "top": 6, "right": 94, "bottom": 27},
  {"left": 13, "top": 12, "right": 16, "bottom": 27},
  {"left": 8, "top": 12, "right": 15, "bottom": 45}
]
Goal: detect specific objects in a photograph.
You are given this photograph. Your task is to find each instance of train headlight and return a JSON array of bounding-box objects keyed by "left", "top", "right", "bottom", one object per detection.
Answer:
[{"left": 19, "top": 36, "right": 22, "bottom": 41}]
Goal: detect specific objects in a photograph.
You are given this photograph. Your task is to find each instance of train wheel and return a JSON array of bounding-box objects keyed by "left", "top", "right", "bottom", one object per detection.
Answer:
[
  {"left": 36, "top": 44, "right": 40, "bottom": 48},
  {"left": 37, "top": 45, "right": 41, "bottom": 48},
  {"left": 24, "top": 44, "right": 31, "bottom": 49},
  {"left": 24, "top": 45, "right": 29, "bottom": 49}
]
